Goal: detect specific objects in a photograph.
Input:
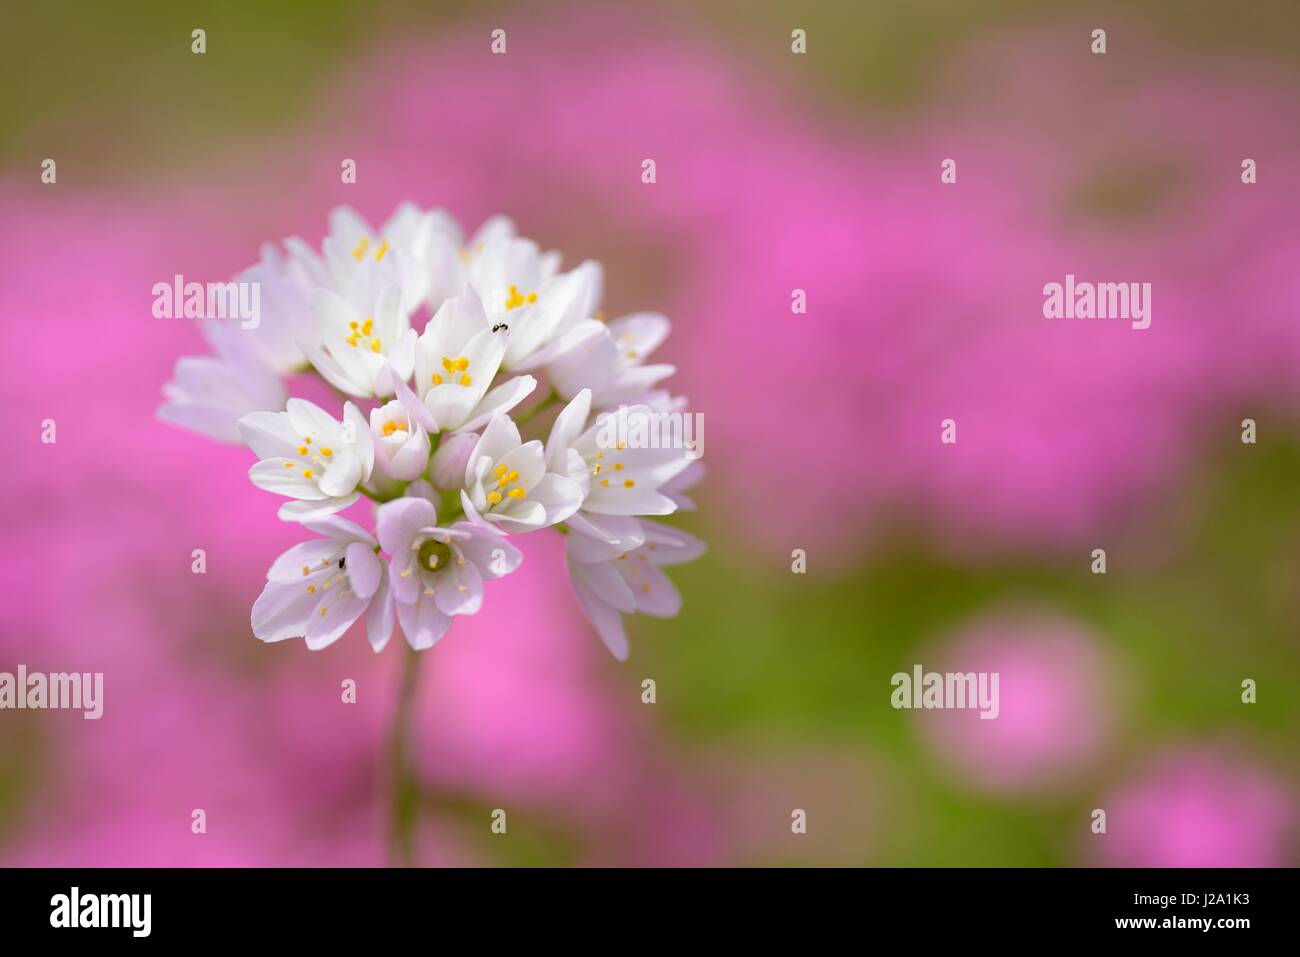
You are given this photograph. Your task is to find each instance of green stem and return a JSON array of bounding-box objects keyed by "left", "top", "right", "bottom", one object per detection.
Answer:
[
  {"left": 388, "top": 644, "right": 424, "bottom": 867},
  {"left": 513, "top": 388, "right": 560, "bottom": 427}
]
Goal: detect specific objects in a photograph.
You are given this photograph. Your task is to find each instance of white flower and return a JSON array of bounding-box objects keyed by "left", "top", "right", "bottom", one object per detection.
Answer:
[
  {"left": 565, "top": 520, "right": 706, "bottom": 660},
  {"left": 302, "top": 284, "right": 418, "bottom": 398},
  {"left": 376, "top": 497, "right": 523, "bottom": 649},
  {"left": 320, "top": 204, "right": 447, "bottom": 314},
  {"left": 413, "top": 290, "right": 536, "bottom": 431},
  {"left": 157, "top": 352, "right": 286, "bottom": 444},
  {"left": 497, "top": 260, "right": 605, "bottom": 372},
  {"left": 369, "top": 381, "right": 433, "bottom": 482},
  {"left": 461, "top": 414, "right": 584, "bottom": 533},
  {"left": 238, "top": 398, "right": 375, "bottom": 520},
  {"left": 426, "top": 213, "right": 519, "bottom": 308},
  {"left": 544, "top": 390, "right": 693, "bottom": 523},
  {"left": 546, "top": 312, "right": 675, "bottom": 407},
  {"left": 462, "top": 236, "right": 582, "bottom": 369},
  {"left": 252, "top": 514, "right": 394, "bottom": 651},
  {"left": 203, "top": 239, "right": 326, "bottom": 375}
]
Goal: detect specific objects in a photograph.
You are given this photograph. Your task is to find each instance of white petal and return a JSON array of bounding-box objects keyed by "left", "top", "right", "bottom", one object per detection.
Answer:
[{"left": 396, "top": 597, "right": 453, "bottom": 650}]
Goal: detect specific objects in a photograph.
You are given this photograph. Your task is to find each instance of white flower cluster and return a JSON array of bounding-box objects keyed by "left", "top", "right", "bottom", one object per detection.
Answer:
[{"left": 158, "top": 204, "right": 704, "bottom": 658}]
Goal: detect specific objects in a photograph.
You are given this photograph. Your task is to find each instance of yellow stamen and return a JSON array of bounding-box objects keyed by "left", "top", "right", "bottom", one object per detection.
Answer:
[
  {"left": 302, "top": 566, "right": 311, "bottom": 576},
  {"left": 624, "top": 479, "right": 635, "bottom": 488},
  {"left": 351, "top": 237, "right": 369, "bottom": 260},
  {"left": 303, "top": 469, "right": 314, "bottom": 479},
  {"left": 487, "top": 491, "right": 503, "bottom": 505},
  {"left": 614, "top": 463, "right": 624, "bottom": 471},
  {"left": 307, "top": 585, "right": 316, "bottom": 593},
  {"left": 320, "top": 448, "right": 333, "bottom": 456},
  {"left": 370, "top": 338, "right": 382, "bottom": 353},
  {"left": 459, "top": 373, "right": 472, "bottom": 386},
  {"left": 507, "top": 487, "right": 526, "bottom": 500},
  {"left": 374, "top": 239, "right": 389, "bottom": 261},
  {"left": 493, "top": 464, "right": 508, "bottom": 478},
  {"left": 431, "top": 373, "right": 443, "bottom": 385}
]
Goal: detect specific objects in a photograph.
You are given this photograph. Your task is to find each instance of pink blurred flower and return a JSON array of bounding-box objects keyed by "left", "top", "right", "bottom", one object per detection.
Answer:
[
  {"left": 1090, "top": 748, "right": 1296, "bottom": 867},
  {"left": 919, "top": 609, "right": 1116, "bottom": 794}
]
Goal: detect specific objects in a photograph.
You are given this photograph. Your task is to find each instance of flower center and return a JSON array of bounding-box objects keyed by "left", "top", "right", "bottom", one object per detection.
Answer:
[
  {"left": 587, "top": 449, "right": 635, "bottom": 490},
  {"left": 346, "top": 318, "right": 382, "bottom": 352},
  {"left": 351, "top": 235, "right": 390, "bottom": 262},
  {"left": 381, "top": 419, "right": 408, "bottom": 437},
  {"left": 417, "top": 538, "right": 453, "bottom": 571},
  {"left": 432, "top": 355, "right": 471, "bottom": 387},
  {"left": 486, "top": 463, "right": 527, "bottom": 506},
  {"left": 281, "top": 435, "right": 334, "bottom": 482}
]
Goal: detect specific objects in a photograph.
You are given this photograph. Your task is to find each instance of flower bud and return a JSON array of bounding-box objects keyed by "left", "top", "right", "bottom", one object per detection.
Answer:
[{"left": 430, "top": 429, "right": 478, "bottom": 491}]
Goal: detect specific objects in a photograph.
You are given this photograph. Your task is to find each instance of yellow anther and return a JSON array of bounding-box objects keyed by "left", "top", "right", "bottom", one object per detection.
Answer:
[
  {"left": 493, "top": 464, "right": 508, "bottom": 479},
  {"left": 351, "top": 237, "right": 369, "bottom": 260},
  {"left": 349, "top": 321, "right": 359, "bottom": 330},
  {"left": 431, "top": 373, "right": 443, "bottom": 385},
  {"left": 320, "top": 448, "right": 333, "bottom": 456},
  {"left": 600, "top": 479, "right": 610, "bottom": 487},
  {"left": 456, "top": 356, "right": 469, "bottom": 371},
  {"left": 307, "top": 585, "right": 316, "bottom": 593},
  {"left": 504, "top": 284, "right": 536, "bottom": 311},
  {"left": 507, "top": 487, "right": 526, "bottom": 500},
  {"left": 595, "top": 451, "right": 604, "bottom": 459},
  {"left": 617, "top": 553, "right": 627, "bottom": 561},
  {"left": 614, "top": 462, "right": 624, "bottom": 471},
  {"left": 374, "top": 239, "right": 389, "bottom": 261},
  {"left": 441, "top": 357, "right": 456, "bottom": 373},
  {"left": 304, "top": 438, "right": 312, "bottom": 444},
  {"left": 320, "top": 606, "right": 329, "bottom": 616},
  {"left": 624, "top": 479, "right": 635, "bottom": 488},
  {"left": 303, "top": 469, "right": 314, "bottom": 479},
  {"left": 507, "top": 470, "right": 519, "bottom": 483},
  {"left": 302, "top": 566, "right": 310, "bottom": 576},
  {"left": 487, "top": 491, "right": 503, "bottom": 505},
  {"left": 370, "top": 338, "right": 382, "bottom": 353},
  {"left": 362, "top": 318, "right": 374, "bottom": 335},
  {"left": 284, "top": 462, "right": 295, "bottom": 468},
  {"left": 459, "top": 373, "right": 472, "bottom": 386},
  {"left": 298, "top": 446, "right": 308, "bottom": 455},
  {"left": 592, "top": 464, "right": 601, "bottom": 474}
]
